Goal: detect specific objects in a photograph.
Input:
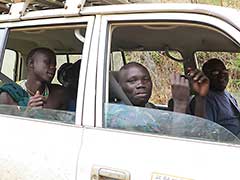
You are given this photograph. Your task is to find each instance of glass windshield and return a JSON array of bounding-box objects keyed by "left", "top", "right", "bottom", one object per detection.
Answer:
[
  {"left": 105, "top": 103, "right": 240, "bottom": 144},
  {"left": 0, "top": 104, "right": 75, "bottom": 124}
]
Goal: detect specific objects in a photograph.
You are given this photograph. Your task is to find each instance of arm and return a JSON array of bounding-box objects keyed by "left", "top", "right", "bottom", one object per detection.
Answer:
[
  {"left": 170, "top": 73, "right": 190, "bottom": 113},
  {"left": 48, "top": 84, "right": 69, "bottom": 110},
  {"left": 188, "top": 69, "right": 209, "bottom": 118},
  {"left": 0, "top": 92, "right": 18, "bottom": 105}
]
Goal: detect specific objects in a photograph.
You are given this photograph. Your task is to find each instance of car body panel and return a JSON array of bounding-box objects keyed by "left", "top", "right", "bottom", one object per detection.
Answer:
[
  {"left": 0, "top": 114, "right": 83, "bottom": 180},
  {"left": 0, "top": 2, "right": 239, "bottom": 180},
  {"left": 78, "top": 127, "right": 240, "bottom": 179}
]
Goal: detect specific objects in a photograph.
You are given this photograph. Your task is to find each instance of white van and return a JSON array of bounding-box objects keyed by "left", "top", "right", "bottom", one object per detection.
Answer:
[{"left": 0, "top": 0, "right": 239, "bottom": 179}]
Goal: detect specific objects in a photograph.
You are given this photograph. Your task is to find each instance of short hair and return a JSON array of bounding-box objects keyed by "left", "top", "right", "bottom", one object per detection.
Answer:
[
  {"left": 26, "top": 47, "right": 55, "bottom": 65},
  {"left": 202, "top": 58, "right": 226, "bottom": 74},
  {"left": 119, "top": 62, "right": 149, "bottom": 73}
]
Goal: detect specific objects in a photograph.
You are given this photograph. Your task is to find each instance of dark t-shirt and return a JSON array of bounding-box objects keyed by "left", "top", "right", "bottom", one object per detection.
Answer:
[{"left": 205, "top": 90, "right": 240, "bottom": 136}]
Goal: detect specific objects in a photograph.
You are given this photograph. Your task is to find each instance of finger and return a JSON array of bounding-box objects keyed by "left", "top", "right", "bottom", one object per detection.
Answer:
[
  {"left": 35, "top": 90, "right": 40, "bottom": 96},
  {"left": 197, "top": 75, "right": 209, "bottom": 83},
  {"left": 183, "top": 77, "right": 189, "bottom": 87},
  {"left": 171, "top": 72, "right": 180, "bottom": 85},
  {"left": 170, "top": 73, "right": 176, "bottom": 85},
  {"left": 175, "top": 73, "right": 181, "bottom": 85},
  {"left": 180, "top": 75, "right": 186, "bottom": 84},
  {"left": 28, "top": 100, "right": 44, "bottom": 107},
  {"left": 187, "top": 67, "right": 192, "bottom": 73},
  {"left": 30, "top": 96, "right": 45, "bottom": 102},
  {"left": 188, "top": 69, "right": 200, "bottom": 78}
]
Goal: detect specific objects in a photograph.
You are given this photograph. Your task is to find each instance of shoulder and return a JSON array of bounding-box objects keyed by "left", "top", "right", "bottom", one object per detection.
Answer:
[
  {"left": 48, "top": 84, "right": 69, "bottom": 100},
  {"left": 225, "top": 90, "right": 235, "bottom": 99},
  {"left": 49, "top": 84, "right": 66, "bottom": 94},
  {"left": 49, "top": 83, "right": 65, "bottom": 90},
  {"left": 225, "top": 90, "right": 238, "bottom": 104},
  {"left": 206, "top": 90, "right": 218, "bottom": 101},
  {"left": 145, "top": 102, "right": 157, "bottom": 109}
]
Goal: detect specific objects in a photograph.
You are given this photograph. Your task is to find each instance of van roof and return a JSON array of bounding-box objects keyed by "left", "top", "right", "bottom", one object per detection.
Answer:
[{"left": 0, "top": 1, "right": 239, "bottom": 31}]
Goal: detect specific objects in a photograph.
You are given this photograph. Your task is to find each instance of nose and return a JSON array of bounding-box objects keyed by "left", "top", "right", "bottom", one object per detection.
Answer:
[
  {"left": 49, "top": 65, "right": 56, "bottom": 74},
  {"left": 136, "top": 79, "right": 146, "bottom": 89},
  {"left": 50, "top": 64, "right": 56, "bottom": 70}
]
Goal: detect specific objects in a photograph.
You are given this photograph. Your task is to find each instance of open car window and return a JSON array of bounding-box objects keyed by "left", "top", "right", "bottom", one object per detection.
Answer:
[
  {"left": 0, "top": 22, "right": 89, "bottom": 124},
  {"left": 104, "top": 17, "right": 240, "bottom": 144}
]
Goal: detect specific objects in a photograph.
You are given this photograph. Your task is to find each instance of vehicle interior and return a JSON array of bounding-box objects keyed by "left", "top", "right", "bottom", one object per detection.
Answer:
[
  {"left": 2, "top": 25, "right": 85, "bottom": 83},
  {"left": 106, "top": 20, "right": 240, "bottom": 143},
  {"left": 0, "top": 25, "right": 86, "bottom": 123},
  {"left": 109, "top": 22, "right": 240, "bottom": 106}
]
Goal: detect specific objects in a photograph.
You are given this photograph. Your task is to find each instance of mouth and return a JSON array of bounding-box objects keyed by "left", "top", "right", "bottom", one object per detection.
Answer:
[
  {"left": 135, "top": 92, "right": 148, "bottom": 98},
  {"left": 47, "top": 72, "right": 55, "bottom": 78},
  {"left": 218, "top": 78, "right": 227, "bottom": 84}
]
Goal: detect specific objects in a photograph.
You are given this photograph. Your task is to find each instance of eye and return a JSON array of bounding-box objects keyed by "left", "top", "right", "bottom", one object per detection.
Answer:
[
  {"left": 127, "top": 78, "right": 137, "bottom": 83},
  {"left": 211, "top": 71, "right": 220, "bottom": 76},
  {"left": 143, "top": 76, "right": 150, "bottom": 80},
  {"left": 222, "top": 69, "right": 229, "bottom": 74}
]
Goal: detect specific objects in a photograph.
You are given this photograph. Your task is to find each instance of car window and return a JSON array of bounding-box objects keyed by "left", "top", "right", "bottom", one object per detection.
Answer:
[
  {"left": 2, "top": 49, "right": 17, "bottom": 81},
  {"left": 0, "top": 23, "right": 88, "bottom": 124},
  {"left": 53, "top": 54, "right": 81, "bottom": 84},
  {"left": 104, "top": 20, "right": 240, "bottom": 144},
  {"left": 104, "top": 103, "right": 240, "bottom": 144},
  {"left": 0, "top": 104, "right": 75, "bottom": 124}
]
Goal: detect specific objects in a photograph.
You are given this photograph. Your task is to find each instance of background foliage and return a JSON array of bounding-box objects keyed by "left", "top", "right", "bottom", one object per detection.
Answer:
[{"left": 122, "top": 1, "right": 240, "bottom": 104}]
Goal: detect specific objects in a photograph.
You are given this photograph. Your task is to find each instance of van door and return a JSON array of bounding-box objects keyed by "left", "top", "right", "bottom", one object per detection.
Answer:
[{"left": 78, "top": 8, "right": 240, "bottom": 179}]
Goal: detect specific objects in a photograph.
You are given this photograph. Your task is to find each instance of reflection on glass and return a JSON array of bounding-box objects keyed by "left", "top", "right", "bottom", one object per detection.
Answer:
[
  {"left": 104, "top": 103, "right": 240, "bottom": 144},
  {"left": 0, "top": 104, "right": 75, "bottom": 124}
]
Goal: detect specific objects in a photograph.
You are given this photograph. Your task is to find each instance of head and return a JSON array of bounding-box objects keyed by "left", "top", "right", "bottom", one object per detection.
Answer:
[
  {"left": 57, "top": 60, "right": 81, "bottom": 90},
  {"left": 27, "top": 47, "right": 56, "bottom": 83},
  {"left": 202, "top": 58, "right": 229, "bottom": 91},
  {"left": 118, "top": 62, "right": 152, "bottom": 107}
]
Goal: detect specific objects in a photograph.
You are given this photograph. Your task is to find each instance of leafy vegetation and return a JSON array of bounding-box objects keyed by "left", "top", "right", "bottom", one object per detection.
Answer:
[
  {"left": 123, "top": 1, "right": 240, "bottom": 104},
  {"left": 126, "top": 51, "right": 240, "bottom": 104},
  {"left": 161, "top": 0, "right": 240, "bottom": 8}
]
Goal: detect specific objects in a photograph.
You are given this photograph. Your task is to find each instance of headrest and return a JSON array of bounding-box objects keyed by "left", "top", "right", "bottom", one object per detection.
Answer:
[{"left": 109, "top": 71, "right": 132, "bottom": 105}]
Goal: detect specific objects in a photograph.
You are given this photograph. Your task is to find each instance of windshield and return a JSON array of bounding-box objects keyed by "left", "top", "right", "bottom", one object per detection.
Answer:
[{"left": 105, "top": 103, "right": 240, "bottom": 144}]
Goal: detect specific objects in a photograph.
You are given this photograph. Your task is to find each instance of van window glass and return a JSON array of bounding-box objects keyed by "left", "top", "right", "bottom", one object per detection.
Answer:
[
  {"left": 0, "top": 24, "right": 87, "bottom": 124},
  {"left": 104, "top": 103, "right": 240, "bottom": 144},
  {"left": 2, "top": 49, "right": 17, "bottom": 80}
]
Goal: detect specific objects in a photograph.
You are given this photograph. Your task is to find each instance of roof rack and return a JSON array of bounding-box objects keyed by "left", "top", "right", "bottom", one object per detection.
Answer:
[
  {"left": 0, "top": 0, "right": 132, "bottom": 22},
  {"left": 0, "top": 0, "right": 131, "bottom": 13},
  {"left": 85, "top": 0, "right": 130, "bottom": 6}
]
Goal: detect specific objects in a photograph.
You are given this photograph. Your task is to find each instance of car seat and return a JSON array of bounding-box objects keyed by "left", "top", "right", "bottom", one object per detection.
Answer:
[{"left": 109, "top": 71, "right": 132, "bottom": 105}]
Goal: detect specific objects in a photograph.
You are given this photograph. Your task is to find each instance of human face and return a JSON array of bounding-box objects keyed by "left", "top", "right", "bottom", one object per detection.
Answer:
[
  {"left": 32, "top": 52, "right": 56, "bottom": 83},
  {"left": 206, "top": 63, "right": 229, "bottom": 91},
  {"left": 119, "top": 65, "right": 152, "bottom": 107}
]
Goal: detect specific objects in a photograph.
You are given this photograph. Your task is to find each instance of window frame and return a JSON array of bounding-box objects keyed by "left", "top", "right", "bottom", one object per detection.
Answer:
[
  {"left": 0, "top": 16, "right": 95, "bottom": 126},
  {"left": 94, "top": 12, "right": 240, "bottom": 132}
]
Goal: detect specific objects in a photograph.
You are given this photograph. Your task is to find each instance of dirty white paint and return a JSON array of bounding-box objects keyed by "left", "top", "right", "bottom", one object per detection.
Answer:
[{"left": 0, "top": 115, "right": 83, "bottom": 180}]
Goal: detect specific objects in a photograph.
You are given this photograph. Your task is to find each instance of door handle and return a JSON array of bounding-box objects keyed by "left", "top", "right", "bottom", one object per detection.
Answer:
[{"left": 91, "top": 165, "right": 130, "bottom": 180}]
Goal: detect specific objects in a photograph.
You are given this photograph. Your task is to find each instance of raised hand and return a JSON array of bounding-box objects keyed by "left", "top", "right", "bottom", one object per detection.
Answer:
[
  {"left": 170, "top": 72, "right": 190, "bottom": 113},
  {"left": 187, "top": 68, "right": 209, "bottom": 97},
  {"left": 27, "top": 91, "right": 46, "bottom": 108}
]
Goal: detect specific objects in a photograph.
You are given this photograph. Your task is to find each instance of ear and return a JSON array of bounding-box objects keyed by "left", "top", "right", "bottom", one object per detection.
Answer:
[{"left": 28, "top": 58, "right": 34, "bottom": 68}]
